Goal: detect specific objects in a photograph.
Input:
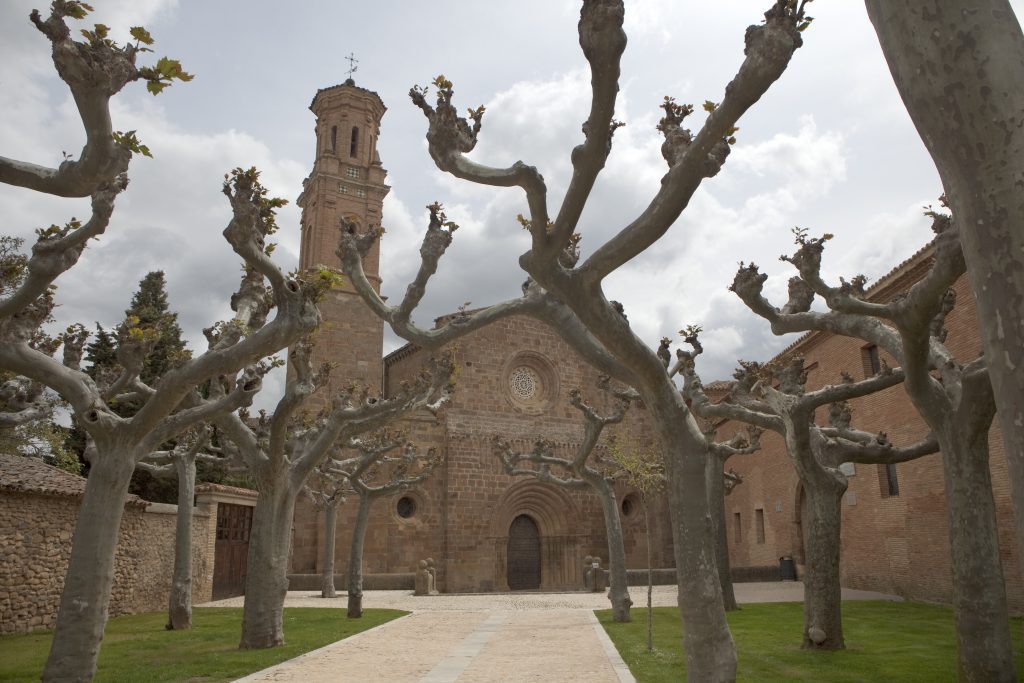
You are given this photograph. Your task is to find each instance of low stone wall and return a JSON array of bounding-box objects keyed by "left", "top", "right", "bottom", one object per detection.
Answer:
[
  {"left": 621, "top": 569, "right": 678, "bottom": 586},
  {"left": 730, "top": 565, "right": 786, "bottom": 583},
  {"left": 287, "top": 572, "right": 415, "bottom": 592},
  {"left": 0, "top": 491, "right": 212, "bottom": 634}
]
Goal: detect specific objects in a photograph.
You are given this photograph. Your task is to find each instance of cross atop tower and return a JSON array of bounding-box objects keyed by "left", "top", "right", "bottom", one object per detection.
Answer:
[{"left": 345, "top": 52, "right": 359, "bottom": 81}]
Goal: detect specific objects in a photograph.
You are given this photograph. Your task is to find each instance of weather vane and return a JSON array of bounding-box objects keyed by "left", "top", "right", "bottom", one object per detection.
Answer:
[{"left": 345, "top": 52, "right": 359, "bottom": 81}]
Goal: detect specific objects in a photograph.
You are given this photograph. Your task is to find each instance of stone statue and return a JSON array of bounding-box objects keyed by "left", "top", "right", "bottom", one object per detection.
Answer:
[
  {"left": 426, "top": 557, "right": 439, "bottom": 595},
  {"left": 414, "top": 560, "right": 432, "bottom": 596}
]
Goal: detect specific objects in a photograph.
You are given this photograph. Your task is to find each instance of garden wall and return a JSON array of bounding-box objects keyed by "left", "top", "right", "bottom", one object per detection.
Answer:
[{"left": 0, "top": 454, "right": 213, "bottom": 634}]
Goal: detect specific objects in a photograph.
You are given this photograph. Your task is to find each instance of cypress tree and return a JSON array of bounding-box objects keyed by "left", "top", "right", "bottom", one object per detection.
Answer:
[{"left": 124, "top": 271, "right": 190, "bottom": 383}]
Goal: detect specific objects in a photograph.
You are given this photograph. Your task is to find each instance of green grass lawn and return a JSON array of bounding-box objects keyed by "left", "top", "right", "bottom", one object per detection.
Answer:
[
  {"left": 597, "top": 601, "right": 1024, "bottom": 682},
  {"left": 0, "top": 607, "right": 406, "bottom": 682}
]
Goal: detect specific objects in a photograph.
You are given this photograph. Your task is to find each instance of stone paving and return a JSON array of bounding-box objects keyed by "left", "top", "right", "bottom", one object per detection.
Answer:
[{"left": 211, "top": 583, "right": 902, "bottom": 683}]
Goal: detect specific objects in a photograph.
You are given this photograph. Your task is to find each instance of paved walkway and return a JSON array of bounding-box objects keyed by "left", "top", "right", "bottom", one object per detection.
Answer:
[{"left": 209, "top": 583, "right": 901, "bottom": 683}]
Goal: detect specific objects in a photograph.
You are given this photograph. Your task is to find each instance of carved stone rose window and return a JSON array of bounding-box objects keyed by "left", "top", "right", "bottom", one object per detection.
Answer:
[{"left": 503, "top": 352, "right": 558, "bottom": 414}]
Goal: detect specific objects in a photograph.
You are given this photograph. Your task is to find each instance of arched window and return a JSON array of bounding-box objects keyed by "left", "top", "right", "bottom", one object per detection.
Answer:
[
  {"left": 330, "top": 126, "right": 337, "bottom": 152},
  {"left": 350, "top": 126, "right": 359, "bottom": 157}
]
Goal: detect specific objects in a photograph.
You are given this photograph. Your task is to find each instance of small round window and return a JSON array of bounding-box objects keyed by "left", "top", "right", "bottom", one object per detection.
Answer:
[
  {"left": 621, "top": 493, "right": 640, "bottom": 519},
  {"left": 396, "top": 496, "right": 416, "bottom": 519}
]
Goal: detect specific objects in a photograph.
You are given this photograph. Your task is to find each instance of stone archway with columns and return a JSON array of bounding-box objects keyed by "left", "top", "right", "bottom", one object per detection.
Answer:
[{"left": 489, "top": 480, "right": 584, "bottom": 591}]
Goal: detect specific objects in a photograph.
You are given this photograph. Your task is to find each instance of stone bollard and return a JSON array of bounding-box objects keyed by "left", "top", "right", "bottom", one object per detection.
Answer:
[
  {"left": 590, "top": 556, "right": 606, "bottom": 592},
  {"left": 584, "top": 556, "right": 605, "bottom": 592}
]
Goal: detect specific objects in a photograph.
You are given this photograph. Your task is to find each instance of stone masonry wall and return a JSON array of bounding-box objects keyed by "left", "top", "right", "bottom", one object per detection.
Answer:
[{"left": 0, "top": 493, "right": 212, "bottom": 634}]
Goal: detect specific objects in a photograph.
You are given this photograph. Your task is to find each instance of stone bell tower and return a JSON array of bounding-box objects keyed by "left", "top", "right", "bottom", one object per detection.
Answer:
[{"left": 295, "top": 77, "right": 389, "bottom": 390}]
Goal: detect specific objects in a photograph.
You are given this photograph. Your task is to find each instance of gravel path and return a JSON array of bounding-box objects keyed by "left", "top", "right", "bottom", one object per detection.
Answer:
[{"left": 210, "top": 583, "right": 901, "bottom": 682}]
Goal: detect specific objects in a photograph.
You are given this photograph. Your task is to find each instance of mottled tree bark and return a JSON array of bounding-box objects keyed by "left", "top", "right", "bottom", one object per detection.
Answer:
[
  {"left": 321, "top": 500, "right": 339, "bottom": 599},
  {"left": 643, "top": 500, "right": 654, "bottom": 652},
  {"left": 656, "top": 406, "right": 737, "bottom": 682},
  {"left": 865, "top": 1, "right": 1024, "bottom": 589},
  {"left": 707, "top": 456, "right": 738, "bottom": 612},
  {"left": 240, "top": 479, "right": 296, "bottom": 649},
  {"left": 43, "top": 448, "right": 135, "bottom": 682},
  {"left": 800, "top": 479, "right": 846, "bottom": 650},
  {"left": 595, "top": 481, "right": 632, "bottom": 622},
  {"left": 347, "top": 494, "right": 372, "bottom": 618},
  {"left": 167, "top": 455, "right": 197, "bottom": 630},
  {"left": 936, "top": 425, "right": 1015, "bottom": 682}
]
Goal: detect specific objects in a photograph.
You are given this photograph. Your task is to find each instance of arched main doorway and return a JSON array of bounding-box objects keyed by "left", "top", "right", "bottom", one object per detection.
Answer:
[{"left": 507, "top": 514, "right": 541, "bottom": 590}]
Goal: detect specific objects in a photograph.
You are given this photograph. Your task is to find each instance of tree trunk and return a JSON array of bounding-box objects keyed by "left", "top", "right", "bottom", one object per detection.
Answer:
[
  {"left": 657, "top": 410, "right": 736, "bottom": 683},
  {"left": 42, "top": 450, "right": 136, "bottom": 682},
  {"left": 167, "top": 455, "right": 197, "bottom": 630},
  {"left": 937, "top": 427, "right": 1017, "bottom": 682},
  {"left": 706, "top": 455, "right": 738, "bottom": 612},
  {"left": 239, "top": 481, "right": 297, "bottom": 649},
  {"left": 595, "top": 481, "right": 632, "bottom": 622},
  {"left": 321, "top": 501, "right": 339, "bottom": 599},
  {"left": 865, "top": 0, "right": 1024, "bottom": 584},
  {"left": 800, "top": 480, "right": 846, "bottom": 650},
  {"left": 347, "top": 493, "right": 372, "bottom": 618},
  {"left": 643, "top": 499, "right": 654, "bottom": 653}
]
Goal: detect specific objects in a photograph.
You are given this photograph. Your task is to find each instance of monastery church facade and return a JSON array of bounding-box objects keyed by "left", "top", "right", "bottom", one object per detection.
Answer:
[
  {"left": 287, "top": 79, "right": 672, "bottom": 593},
  {"left": 285, "top": 79, "right": 1024, "bottom": 608}
]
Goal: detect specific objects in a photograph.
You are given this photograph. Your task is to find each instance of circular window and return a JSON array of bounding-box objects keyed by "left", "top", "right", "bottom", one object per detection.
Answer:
[
  {"left": 621, "top": 493, "right": 640, "bottom": 519},
  {"left": 509, "top": 366, "right": 540, "bottom": 401},
  {"left": 502, "top": 352, "right": 558, "bottom": 415},
  {"left": 396, "top": 496, "right": 416, "bottom": 519}
]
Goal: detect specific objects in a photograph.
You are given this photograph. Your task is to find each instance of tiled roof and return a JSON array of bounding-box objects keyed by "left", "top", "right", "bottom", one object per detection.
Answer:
[
  {"left": 309, "top": 79, "right": 386, "bottom": 112},
  {"left": 0, "top": 453, "right": 144, "bottom": 506},
  {"left": 195, "top": 482, "right": 258, "bottom": 498}
]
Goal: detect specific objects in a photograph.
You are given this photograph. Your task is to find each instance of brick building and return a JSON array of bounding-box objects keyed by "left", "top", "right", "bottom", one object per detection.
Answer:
[
  {"left": 715, "top": 245, "right": 1024, "bottom": 612},
  {"left": 285, "top": 78, "right": 1022, "bottom": 607}
]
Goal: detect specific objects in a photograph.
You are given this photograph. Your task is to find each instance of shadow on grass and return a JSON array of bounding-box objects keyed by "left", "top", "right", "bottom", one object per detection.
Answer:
[
  {"left": 0, "top": 607, "right": 406, "bottom": 682},
  {"left": 597, "top": 601, "right": 1024, "bottom": 683}
]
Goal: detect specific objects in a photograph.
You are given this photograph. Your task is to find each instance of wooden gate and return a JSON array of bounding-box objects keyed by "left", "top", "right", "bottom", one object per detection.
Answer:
[
  {"left": 212, "top": 503, "right": 253, "bottom": 600},
  {"left": 507, "top": 514, "right": 541, "bottom": 590}
]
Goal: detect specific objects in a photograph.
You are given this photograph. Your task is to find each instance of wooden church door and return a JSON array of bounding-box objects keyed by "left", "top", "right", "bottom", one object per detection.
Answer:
[{"left": 507, "top": 514, "right": 541, "bottom": 590}]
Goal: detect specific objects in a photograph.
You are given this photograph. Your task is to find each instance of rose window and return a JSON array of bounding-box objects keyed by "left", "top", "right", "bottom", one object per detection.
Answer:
[{"left": 509, "top": 366, "right": 540, "bottom": 401}]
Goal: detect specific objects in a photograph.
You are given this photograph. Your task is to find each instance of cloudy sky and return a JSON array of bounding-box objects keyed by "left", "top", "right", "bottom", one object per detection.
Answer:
[{"left": 3, "top": 0, "right": 1019, "bottom": 409}]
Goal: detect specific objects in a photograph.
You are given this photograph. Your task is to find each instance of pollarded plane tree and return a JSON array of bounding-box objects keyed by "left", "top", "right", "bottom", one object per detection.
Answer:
[
  {"left": 210, "top": 338, "right": 454, "bottom": 648},
  {"left": 683, "top": 348, "right": 937, "bottom": 650},
  {"left": 134, "top": 425, "right": 231, "bottom": 630},
  {"left": 864, "top": 1, "right": 1024, "bottom": 579},
  {"left": 0, "top": 236, "right": 85, "bottom": 472},
  {"left": 338, "top": 3, "right": 810, "bottom": 678},
  {"left": 493, "top": 383, "right": 635, "bottom": 622},
  {"left": 0, "top": 6, "right": 323, "bottom": 679},
  {"left": 0, "top": 237, "right": 58, "bottom": 434},
  {"left": 303, "top": 461, "right": 351, "bottom": 599},
  {"left": 696, "top": 419, "right": 762, "bottom": 614},
  {"left": 731, "top": 215, "right": 1016, "bottom": 679},
  {"left": 328, "top": 432, "right": 441, "bottom": 618},
  {"left": 670, "top": 330, "right": 763, "bottom": 613}
]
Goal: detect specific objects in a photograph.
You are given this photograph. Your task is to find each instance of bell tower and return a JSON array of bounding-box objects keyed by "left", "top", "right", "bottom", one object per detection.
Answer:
[{"left": 296, "top": 77, "right": 388, "bottom": 389}]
